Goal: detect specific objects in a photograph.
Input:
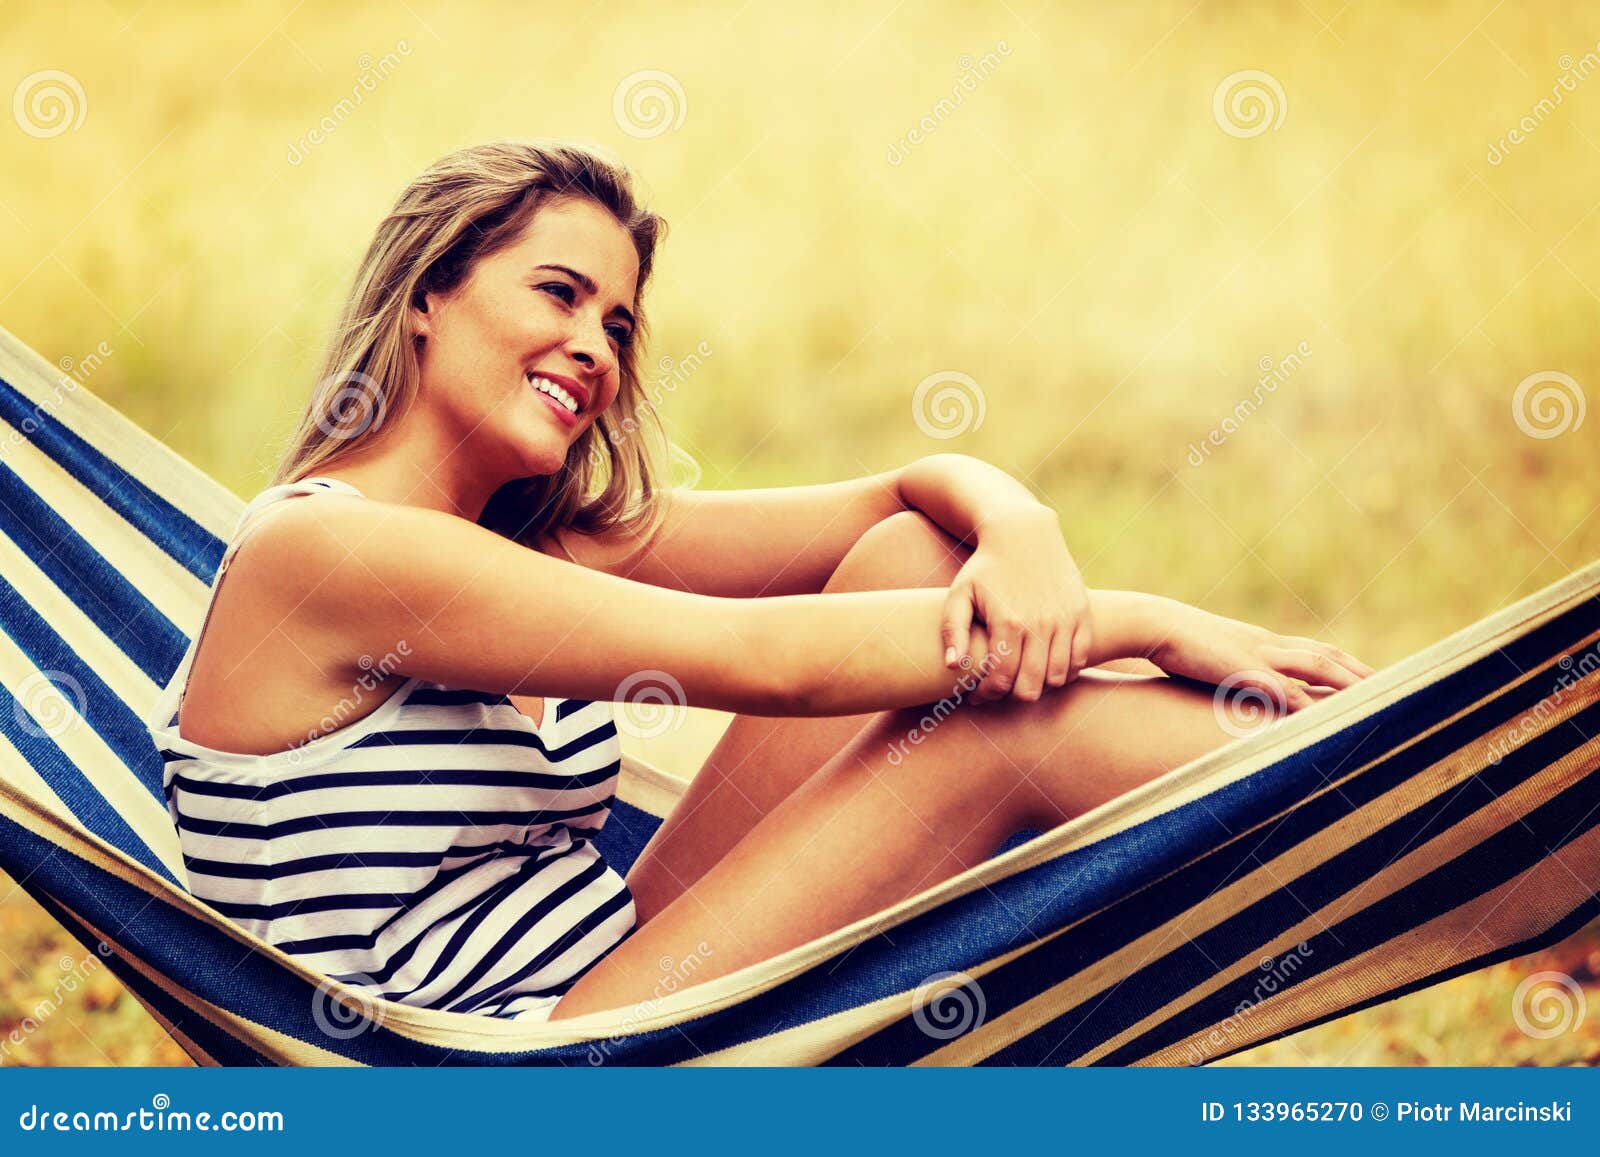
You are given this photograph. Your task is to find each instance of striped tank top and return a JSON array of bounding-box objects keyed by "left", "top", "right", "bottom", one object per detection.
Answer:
[{"left": 143, "top": 476, "right": 636, "bottom": 1021}]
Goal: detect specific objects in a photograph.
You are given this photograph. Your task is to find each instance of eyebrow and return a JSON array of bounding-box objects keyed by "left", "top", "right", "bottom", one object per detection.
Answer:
[{"left": 534, "top": 264, "right": 636, "bottom": 330}]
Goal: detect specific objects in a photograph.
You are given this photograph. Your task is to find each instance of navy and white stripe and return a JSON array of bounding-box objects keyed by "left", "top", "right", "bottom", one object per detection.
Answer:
[{"left": 143, "top": 478, "right": 635, "bottom": 1021}]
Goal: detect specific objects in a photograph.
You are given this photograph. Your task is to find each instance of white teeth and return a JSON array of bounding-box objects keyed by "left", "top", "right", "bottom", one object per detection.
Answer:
[{"left": 527, "top": 374, "right": 579, "bottom": 414}]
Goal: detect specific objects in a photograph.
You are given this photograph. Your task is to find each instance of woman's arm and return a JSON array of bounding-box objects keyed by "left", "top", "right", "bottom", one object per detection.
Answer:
[
  {"left": 543, "top": 453, "right": 1067, "bottom": 599},
  {"left": 269, "top": 494, "right": 1164, "bottom": 719},
  {"left": 261, "top": 496, "right": 1369, "bottom": 722},
  {"left": 895, "top": 452, "right": 1056, "bottom": 547},
  {"left": 542, "top": 471, "right": 908, "bottom": 596}
]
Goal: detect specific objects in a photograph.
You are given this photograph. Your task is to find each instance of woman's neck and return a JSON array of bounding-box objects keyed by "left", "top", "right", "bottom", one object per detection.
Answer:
[{"left": 305, "top": 416, "right": 530, "bottom": 523}]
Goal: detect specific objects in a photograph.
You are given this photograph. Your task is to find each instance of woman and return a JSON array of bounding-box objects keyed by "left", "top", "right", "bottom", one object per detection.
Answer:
[{"left": 145, "top": 139, "right": 1373, "bottom": 1026}]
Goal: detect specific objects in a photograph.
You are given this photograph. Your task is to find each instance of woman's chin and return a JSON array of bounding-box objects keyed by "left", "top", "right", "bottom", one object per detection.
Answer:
[{"left": 509, "top": 427, "right": 574, "bottom": 477}]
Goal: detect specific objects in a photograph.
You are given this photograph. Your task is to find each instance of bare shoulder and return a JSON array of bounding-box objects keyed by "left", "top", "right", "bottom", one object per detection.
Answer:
[
  {"left": 208, "top": 491, "right": 443, "bottom": 643},
  {"left": 241, "top": 493, "right": 502, "bottom": 617},
  {"left": 178, "top": 494, "right": 412, "bottom": 751},
  {"left": 231, "top": 491, "right": 434, "bottom": 593},
  {"left": 248, "top": 493, "right": 585, "bottom": 662}
]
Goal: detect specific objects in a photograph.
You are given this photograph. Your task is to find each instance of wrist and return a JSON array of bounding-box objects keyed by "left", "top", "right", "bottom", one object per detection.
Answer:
[
  {"left": 1085, "top": 589, "right": 1172, "bottom": 664},
  {"left": 977, "top": 502, "right": 1058, "bottom": 545}
]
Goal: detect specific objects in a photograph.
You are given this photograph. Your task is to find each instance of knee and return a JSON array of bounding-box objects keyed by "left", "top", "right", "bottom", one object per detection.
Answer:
[{"left": 824, "top": 510, "right": 971, "bottom": 594}]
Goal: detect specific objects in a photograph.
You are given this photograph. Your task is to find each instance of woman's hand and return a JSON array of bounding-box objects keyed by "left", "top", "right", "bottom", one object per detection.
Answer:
[
  {"left": 1142, "top": 596, "right": 1376, "bottom": 715},
  {"left": 943, "top": 506, "right": 1093, "bottom": 703}
]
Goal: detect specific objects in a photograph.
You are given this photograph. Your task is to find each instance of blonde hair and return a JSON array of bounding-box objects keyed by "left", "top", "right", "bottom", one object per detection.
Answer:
[{"left": 272, "top": 139, "right": 673, "bottom": 548}]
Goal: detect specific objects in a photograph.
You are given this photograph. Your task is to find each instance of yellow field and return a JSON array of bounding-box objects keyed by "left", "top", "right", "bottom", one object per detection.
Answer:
[{"left": 1, "top": 0, "right": 1596, "bottom": 1064}]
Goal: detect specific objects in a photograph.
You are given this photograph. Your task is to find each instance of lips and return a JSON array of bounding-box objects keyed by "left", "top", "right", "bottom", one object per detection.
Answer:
[
  {"left": 526, "top": 379, "right": 580, "bottom": 429},
  {"left": 526, "top": 369, "right": 590, "bottom": 413}
]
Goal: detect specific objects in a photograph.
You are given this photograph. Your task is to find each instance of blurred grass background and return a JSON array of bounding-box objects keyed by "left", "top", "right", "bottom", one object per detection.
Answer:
[{"left": 1, "top": 0, "right": 1597, "bottom": 1064}]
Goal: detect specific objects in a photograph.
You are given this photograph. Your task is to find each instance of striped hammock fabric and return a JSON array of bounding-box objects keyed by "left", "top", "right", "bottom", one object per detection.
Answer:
[{"left": 1, "top": 320, "right": 1597, "bottom": 1067}]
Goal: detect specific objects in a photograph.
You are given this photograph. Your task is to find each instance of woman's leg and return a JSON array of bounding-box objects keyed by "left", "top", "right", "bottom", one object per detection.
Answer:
[
  {"left": 624, "top": 509, "right": 1165, "bottom": 925},
  {"left": 554, "top": 655, "right": 1234, "bottom": 1019},
  {"left": 623, "top": 511, "right": 978, "bottom": 926}
]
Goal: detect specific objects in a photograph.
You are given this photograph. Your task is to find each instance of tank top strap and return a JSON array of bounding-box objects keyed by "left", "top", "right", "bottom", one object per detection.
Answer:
[{"left": 229, "top": 475, "right": 362, "bottom": 542}]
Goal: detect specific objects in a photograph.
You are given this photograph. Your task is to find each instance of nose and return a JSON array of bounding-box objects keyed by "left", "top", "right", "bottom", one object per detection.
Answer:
[{"left": 564, "top": 311, "right": 617, "bottom": 382}]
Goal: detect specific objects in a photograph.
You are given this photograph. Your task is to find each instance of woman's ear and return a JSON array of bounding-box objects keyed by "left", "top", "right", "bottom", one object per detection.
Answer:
[{"left": 408, "top": 288, "right": 432, "bottom": 342}]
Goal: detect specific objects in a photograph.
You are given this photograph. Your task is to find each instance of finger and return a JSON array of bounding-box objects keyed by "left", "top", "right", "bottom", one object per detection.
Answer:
[
  {"left": 1011, "top": 629, "right": 1052, "bottom": 701},
  {"left": 1273, "top": 676, "right": 1314, "bottom": 713},
  {"left": 1287, "top": 636, "right": 1376, "bottom": 679},
  {"left": 1044, "top": 627, "right": 1073, "bottom": 689},
  {"left": 942, "top": 588, "right": 974, "bottom": 669},
  {"left": 1246, "top": 671, "right": 1311, "bottom": 714},
  {"left": 1069, "top": 620, "right": 1092, "bottom": 682},
  {"left": 1266, "top": 647, "right": 1362, "bottom": 691},
  {"left": 1325, "top": 644, "right": 1376, "bottom": 679},
  {"left": 976, "top": 615, "right": 1022, "bottom": 702}
]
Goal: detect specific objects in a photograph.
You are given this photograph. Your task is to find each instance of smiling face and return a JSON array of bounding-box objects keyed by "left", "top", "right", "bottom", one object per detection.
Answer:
[{"left": 409, "top": 195, "right": 642, "bottom": 479}]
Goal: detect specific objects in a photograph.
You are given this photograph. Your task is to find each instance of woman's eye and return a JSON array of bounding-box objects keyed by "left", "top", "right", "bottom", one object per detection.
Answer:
[{"left": 540, "top": 282, "right": 632, "bottom": 347}]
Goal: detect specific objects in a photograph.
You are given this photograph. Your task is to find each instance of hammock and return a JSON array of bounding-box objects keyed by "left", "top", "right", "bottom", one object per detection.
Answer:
[{"left": 1, "top": 322, "right": 1597, "bottom": 1067}]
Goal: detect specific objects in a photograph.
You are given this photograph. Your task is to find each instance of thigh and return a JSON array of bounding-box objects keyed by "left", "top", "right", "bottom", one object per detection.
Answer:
[
  {"left": 559, "top": 669, "right": 1237, "bottom": 1020},
  {"left": 556, "top": 701, "right": 1024, "bottom": 1020},
  {"left": 623, "top": 511, "right": 973, "bottom": 925},
  {"left": 623, "top": 708, "right": 882, "bottom": 925}
]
